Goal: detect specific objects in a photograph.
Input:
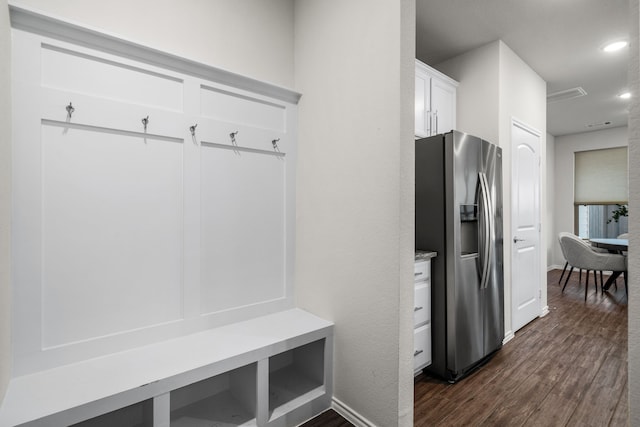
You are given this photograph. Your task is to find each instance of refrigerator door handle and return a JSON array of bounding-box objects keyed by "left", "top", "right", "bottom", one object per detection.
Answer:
[{"left": 478, "top": 172, "right": 493, "bottom": 289}]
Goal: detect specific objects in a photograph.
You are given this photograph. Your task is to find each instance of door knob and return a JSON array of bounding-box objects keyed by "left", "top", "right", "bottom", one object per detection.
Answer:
[{"left": 513, "top": 237, "right": 525, "bottom": 243}]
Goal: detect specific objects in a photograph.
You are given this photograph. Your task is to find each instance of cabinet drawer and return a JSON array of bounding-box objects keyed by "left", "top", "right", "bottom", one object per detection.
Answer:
[
  {"left": 414, "top": 324, "right": 432, "bottom": 371},
  {"left": 414, "top": 282, "right": 430, "bottom": 326},
  {"left": 414, "top": 261, "right": 430, "bottom": 282}
]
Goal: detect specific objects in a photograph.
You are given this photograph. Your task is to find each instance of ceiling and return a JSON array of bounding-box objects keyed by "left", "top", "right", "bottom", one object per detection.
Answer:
[{"left": 416, "top": 0, "right": 630, "bottom": 137}]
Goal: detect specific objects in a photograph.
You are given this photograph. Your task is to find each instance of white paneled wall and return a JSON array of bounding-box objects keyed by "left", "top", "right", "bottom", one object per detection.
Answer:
[{"left": 11, "top": 13, "right": 298, "bottom": 375}]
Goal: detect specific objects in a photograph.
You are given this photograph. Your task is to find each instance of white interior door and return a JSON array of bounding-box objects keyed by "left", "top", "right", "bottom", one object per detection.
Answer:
[{"left": 511, "top": 120, "right": 541, "bottom": 332}]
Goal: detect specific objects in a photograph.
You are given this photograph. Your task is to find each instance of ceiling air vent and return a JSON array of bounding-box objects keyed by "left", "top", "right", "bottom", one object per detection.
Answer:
[{"left": 547, "top": 87, "right": 587, "bottom": 103}]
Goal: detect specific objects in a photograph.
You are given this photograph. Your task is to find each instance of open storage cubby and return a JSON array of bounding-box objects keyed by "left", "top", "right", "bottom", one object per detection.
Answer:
[
  {"left": 170, "top": 363, "right": 257, "bottom": 427},
  {"left": 268, "top": 339, "right": 326, "bottom": 421},
  {"left": 71, "top": 400, "right": 153, "bottom": 427}
]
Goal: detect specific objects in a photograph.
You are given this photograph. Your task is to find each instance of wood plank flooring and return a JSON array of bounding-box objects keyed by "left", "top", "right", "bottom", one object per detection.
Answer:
[{"left": 302, "top": 269, "right": 628, "bottom": 426}]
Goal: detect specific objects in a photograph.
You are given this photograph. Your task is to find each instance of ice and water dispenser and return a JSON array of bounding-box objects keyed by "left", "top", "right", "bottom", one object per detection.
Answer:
[{"left": 459, "top": 204, "right": 479, "bottom": 257}]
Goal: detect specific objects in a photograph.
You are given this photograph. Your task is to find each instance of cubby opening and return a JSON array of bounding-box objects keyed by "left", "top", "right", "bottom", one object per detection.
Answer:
[
  {"left": 71, "top": 400, "right": 153, "bottom": 427},
  {"left": 170, "top": 363, "right": 257, "bottom": 427},
  {"left": 268, "top": 339, "right": 325, "bottom": 420}
]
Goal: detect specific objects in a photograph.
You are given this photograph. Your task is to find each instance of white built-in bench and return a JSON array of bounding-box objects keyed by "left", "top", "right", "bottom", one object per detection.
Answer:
[
  {"left": 0, "top": 309, "right": 333, "bottom": 427},
  {"left": 4, "top": 5, "right": 332, "bottom": 427}
]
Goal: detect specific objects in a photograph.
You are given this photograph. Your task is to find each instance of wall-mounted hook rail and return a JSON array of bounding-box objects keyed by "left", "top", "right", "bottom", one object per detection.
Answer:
[
  {"left": 190, "top": 124, "right": 198, "bottom": 136},
  {"left": 141, "top": 116, "right": 149, "bottom": 132},
  {"left": 66, "top": 102, "right": 75, "bottom": 118},
  {"left": 272, "top": 138, "right": 280, "bottom": 149}
]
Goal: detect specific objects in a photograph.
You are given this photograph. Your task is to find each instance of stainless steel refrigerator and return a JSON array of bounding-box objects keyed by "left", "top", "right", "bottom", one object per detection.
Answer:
[{"left": 416, "top": 130, "right": 504, "bottom": 383}]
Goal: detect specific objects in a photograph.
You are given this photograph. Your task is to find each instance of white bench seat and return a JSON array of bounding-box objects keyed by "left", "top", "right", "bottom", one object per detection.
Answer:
[{"left": 0, "top": 309, "right": 333, "bottom": 427}]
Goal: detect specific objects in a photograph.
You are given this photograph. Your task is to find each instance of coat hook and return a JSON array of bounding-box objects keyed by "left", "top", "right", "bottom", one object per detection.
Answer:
[
  {"left": 272, "top": 138, "right": 280, "bottom": 149},
  {"left": 66, "top": 102, "right": 75, "bottom": 117},
  {"left": 189, "top": 124, "right": 198, "bottom": 136},
  {"left": 142, "top": 116, "right": 149, "bottom": 131},
  {"left": 229, "top": 131, "right": 238, "bottom": 139}
]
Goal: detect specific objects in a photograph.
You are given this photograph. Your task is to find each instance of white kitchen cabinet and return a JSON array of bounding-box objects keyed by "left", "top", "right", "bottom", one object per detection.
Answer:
[
  {"left": 414, "top": 253, "right": 436, "bottom": 374},
  {"left": 415, "top": 59, "right": 458, "bottom": 138}
]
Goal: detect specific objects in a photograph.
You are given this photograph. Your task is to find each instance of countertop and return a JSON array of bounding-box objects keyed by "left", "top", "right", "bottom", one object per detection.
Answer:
[{"left": 415, "top": 250, "right": 437, "bottom": 261}]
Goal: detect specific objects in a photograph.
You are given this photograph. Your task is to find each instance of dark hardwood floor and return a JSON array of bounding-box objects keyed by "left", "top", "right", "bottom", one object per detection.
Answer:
[
  {"left": 303, "top": 269, "right": 628, "bottom": 426},
  {"left": 415, "top": 269, "right": 628, "bottom": 426}
]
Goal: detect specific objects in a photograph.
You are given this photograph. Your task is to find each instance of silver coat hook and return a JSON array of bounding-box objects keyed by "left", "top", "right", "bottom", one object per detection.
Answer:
[
  {"left": 66, "top": 102, "right": 75, "bottom": 117},
  {"left": 142, "top": 116, "right": 149, "bottom": 131},
  {"left": 272, "top": 138, "right": 280, "bottom": 149},
  {"left": 189, "top": 124, "right": 198, "bottom": 136}
]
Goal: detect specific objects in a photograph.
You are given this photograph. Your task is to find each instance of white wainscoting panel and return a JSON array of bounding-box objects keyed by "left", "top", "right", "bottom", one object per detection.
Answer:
[
  {"left": 200, "top": 84, "right": 286, "bottom": 132},
  {"left": 41, "top": 122, "right": 184, "bottom": 348},
  {"left": 41, "top": 43, "right": 184, "bottom": 112},
  {"left": 200, "top": 144, "right": 286, "bottom": 314},
  {"left": 11, "top": 13, "right": 298, "bottom": 376}
]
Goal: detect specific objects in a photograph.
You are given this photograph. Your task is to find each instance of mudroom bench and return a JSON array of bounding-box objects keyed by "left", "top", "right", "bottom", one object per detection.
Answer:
[{"left": 0, "top": 309, "right": 333, "bottom": 427}]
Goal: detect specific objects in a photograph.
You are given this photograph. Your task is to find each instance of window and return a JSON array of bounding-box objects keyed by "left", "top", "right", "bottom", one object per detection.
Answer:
[
  {"left": 576, "top": 204, "right": 628, "bottom": 239},
  {"left": 574, "top": 147, "right": 628, "bottom": 237}
]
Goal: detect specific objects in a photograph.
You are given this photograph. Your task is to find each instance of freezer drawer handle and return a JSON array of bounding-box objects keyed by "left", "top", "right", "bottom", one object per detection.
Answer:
[
  {"left": 414, "top": 306, "right": 423, "bottom": 312},
  {"left": 414, "top": 349, "right": 424, "bottom": 357}
]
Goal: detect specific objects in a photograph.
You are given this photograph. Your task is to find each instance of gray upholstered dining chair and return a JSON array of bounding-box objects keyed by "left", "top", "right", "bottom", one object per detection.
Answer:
[
  {"left": 559, "top": 232, "right": 627, "bottom": 300},
  {"left": 558, "top": 233, "right": 576, "bottom": 284},
  {"left": 557, "top": 233, "right": 588, "bottom": 286}
]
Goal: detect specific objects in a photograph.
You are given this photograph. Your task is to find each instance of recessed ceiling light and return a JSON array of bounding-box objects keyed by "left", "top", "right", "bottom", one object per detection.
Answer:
[
  {"left": 618, "top": 92, "right": 631, "bottom": 99},
  {"left": 603, "top": 40, "right": 628, "bottom": 52}
]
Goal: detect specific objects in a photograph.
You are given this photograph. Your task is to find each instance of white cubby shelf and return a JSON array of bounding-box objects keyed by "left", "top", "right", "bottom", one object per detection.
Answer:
[{"left": 0, "top": 309, "right": 333, "bottom": 427}]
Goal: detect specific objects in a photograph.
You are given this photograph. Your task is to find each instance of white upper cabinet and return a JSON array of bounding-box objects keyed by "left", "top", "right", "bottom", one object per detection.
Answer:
[{"left": 415, "top": 59, "right": 458, "bottom": 138}]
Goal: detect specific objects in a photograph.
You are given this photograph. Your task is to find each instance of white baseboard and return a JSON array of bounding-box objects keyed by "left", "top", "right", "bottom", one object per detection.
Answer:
[
  {"left": 332, "top": 397, "right": 377, "bottom": 427},
  {"left": 503, "top": 330, "right": 515, "bottom": 345},
  {"left": 540, "top": 305, "right": 550, "bottom": 317}
]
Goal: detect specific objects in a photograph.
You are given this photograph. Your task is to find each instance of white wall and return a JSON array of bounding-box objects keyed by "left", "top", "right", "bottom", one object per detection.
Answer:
[
  {"left": 628, "top": 0, "right": 639, "bottom": 424},
  {"left": 551, "top": 126, "right": 629, "bottom": 267},
  {"left": 294, "top": 1, "right": 415, "bottom": 426},
  {"left": 435, "top": 41, "right": 500, "bottom": 144},
  {"left": 436, "top": 40, "right": 547, "bottom": 336},
  {"left": 546, "top": 133, "right": 555, "bottom": 267},
  {"left": 0, "top": 0, "right": 11, "bottom": 403},
  {"left": 10, "top": 0, "right": 295, "bottom": 88}
]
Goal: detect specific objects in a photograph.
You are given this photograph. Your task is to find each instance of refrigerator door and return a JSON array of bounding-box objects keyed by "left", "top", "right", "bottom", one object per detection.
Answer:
[
  {"left": 446, "top": 131, "right": 484, "bottom": 374},
  {"left": 482, "top": 139, "right": 504, "bottom": 355}
]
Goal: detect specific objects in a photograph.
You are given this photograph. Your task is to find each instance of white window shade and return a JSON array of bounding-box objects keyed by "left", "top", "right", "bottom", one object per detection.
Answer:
[{"left": 574, "top": 147, "right": 628, "bottom": 204}]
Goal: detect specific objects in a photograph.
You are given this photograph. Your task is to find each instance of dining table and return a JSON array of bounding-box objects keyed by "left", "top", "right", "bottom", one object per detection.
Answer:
[{"left": 590, "top": 238, "right": 628, "bottom": 291}]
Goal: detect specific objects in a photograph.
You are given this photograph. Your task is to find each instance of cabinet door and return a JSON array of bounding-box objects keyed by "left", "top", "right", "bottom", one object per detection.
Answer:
[
  {"left": 414, "top": 324, "right": 432, "bottom": 371},
  {"left": 414, "top": 70, "right": 431, "bottom": 138},
  {"left": 431, "top": 78, "right": 456, "bottom": 135},
  {"left": 414, "top": 282, "right": 429, "bottom": 326}
]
